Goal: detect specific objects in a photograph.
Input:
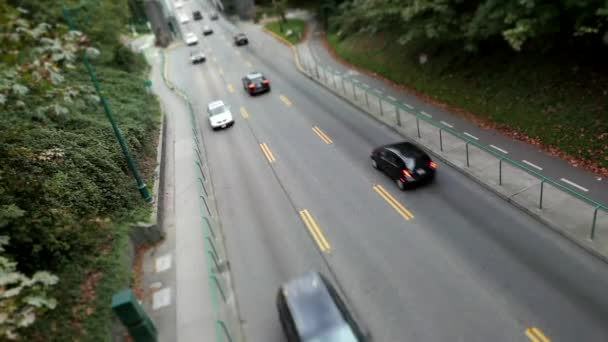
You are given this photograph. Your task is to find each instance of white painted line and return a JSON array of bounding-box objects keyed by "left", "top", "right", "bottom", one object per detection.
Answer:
[
  {"left": 464, "top": 132, "right": 479, "bottom": 140},
  {"left": 374, "top": 89, "right": 383, "bottom": 94},
  {"left": 403, "top": 103, "right": 414, "bottom": 109},
  {"left": 490, "top": 144, "right": 509, "bottom": 154},
  {"left": 560, "top": 178, "right": 589, "bottom": 192},
  {"left": 440, "top": 121, "right": 454, "bottom": 128},
  {"left": 153, "top": 287, "right": 171, "bottom": 310},
  {"left": 352, "top": 79, "right": 360, "bottom": 83},
  {"left": 420, "top": 111, "right": 432, "bottom": 118},
  {"left": 155, "top": 254, "right": 172, "bottom": 273},
  {"left": 362, "top": 83, "right": 370, "bottom": 88},
  {"left": 522, "top": 160, "right": 543, "bottom": 171},
  {"left": 388, "top": 96, "right": 397, "bottom": 101}
]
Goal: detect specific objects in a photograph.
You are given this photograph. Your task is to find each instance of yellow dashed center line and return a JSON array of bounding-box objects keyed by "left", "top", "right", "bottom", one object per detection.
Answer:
[
  {"left": 312, "top": 126, "right": 333, "bottom": 144},
  {"left": 280, "top": 95, "right": 292, "bottom": 107},
  {"left": 299, "top": 209, "right": 331, "bottom": 252},
  {"left": 259, "top": 143, "right": 276, "bottom": 163},
  {"left": 525, "top": 327, "right": 551, "bottom": 342},
  {"left": 227, "top": 84, "right": 235, "bottom": 93},
  {"left": 240, "top": 106, "right": 249, "bottom": 119},
  {"left": 373, "top": 185, "right": 415, "bottom": 221}
]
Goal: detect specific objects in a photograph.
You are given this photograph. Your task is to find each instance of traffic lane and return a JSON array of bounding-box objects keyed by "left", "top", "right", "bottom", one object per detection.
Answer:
[
  {"left": 221, "top": 28, "right": 608, "bottom": 340},
  {"left": 166, "top": 46, "right": 333, "bottom": 341},
  {"left": 306, "top": 26, "right": 608, "bottom": 204},
  {"left": 239, "top": 92, "right": 525, "bottom": 341}
]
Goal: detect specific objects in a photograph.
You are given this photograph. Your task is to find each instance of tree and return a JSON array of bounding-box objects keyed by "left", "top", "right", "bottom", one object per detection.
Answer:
[{"left": 0, "top": 235, "right": 59, "bottom": 340}]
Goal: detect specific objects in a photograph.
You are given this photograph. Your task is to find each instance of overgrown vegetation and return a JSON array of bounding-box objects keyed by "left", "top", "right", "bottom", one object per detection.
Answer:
[
  {"left": 0, "top": 0, "right": 159, "bottom": 339},
  {"left": 326, "top": 0, "right": 608, "bottom": 170},
  {"left": 265, "top": 19, "right": 306, "bottom": 44}
]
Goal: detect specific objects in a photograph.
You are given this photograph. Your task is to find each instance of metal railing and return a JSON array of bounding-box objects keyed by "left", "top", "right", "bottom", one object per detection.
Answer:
[{"left": 294, "top": 46, "right": 608, "bottom": 242}]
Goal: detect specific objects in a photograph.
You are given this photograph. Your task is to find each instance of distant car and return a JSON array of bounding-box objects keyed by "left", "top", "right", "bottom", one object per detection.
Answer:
[
  {"left": 207, "top": 100, "right": 234, "bottom": 130},
  {"left": 277, "top": 272, "right": 366, "bottom": 342},
  {"left": 210, "top": 12, "right": 219, "bottom": 20},
  {"left": 175, "top": 2, "right": 183, "bottom": 9},
  {"left": 234, "top": 33, "right": 248, "bottom": 46},
  {"left": 179, "top": 13, "right": 189, "bottom": 24},
  {"left": 242, "top": 72, "right": 270, "bottom": 95},
  {"left": 190, "top": 50, "right": 206, "bottom": 64},
  {"left": 371, "top": 142, "right": 436, "bottom": 190},
  {"left": 193, "top": 10, "right": 202, "bottom": 20},
  {"left": 184, "top": 32, "right": 198, "bottom": 46},
  {"left": 203, "top": 25, "right": 213, "bottom": 35}
]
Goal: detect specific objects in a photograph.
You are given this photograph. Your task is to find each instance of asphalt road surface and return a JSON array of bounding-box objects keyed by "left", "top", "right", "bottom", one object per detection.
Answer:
[{"left": 168, "top": 2, "right": 608, "bottom": 341}]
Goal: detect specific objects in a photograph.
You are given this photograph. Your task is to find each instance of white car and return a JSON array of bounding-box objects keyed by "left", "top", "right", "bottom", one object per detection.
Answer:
[
  {"left": 203, "top": 26, "right": 213, "bottom": 35},
  {"left": 190, "top": 50, "right": 206, "bottom": 64},
  {"left": 185, "top": 32, "right": 198, "bottom": 46},
  {"left": 175, "top": 2, "right": 184, "bottom": 9},
  {"left": 207, "top": 100, "right": 234, "bottom": 130},
  {"left": 179, "top": 14, "right": 189, "bottom": 24}
]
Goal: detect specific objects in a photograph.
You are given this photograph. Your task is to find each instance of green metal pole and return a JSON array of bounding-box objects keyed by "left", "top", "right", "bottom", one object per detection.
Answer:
[{"left": 63, "top": 7, "right": 153, "bottom": 203}]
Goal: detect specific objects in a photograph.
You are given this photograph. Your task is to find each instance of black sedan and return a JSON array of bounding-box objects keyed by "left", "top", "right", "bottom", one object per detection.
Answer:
[
  {"left": 234, "top": 33, "right": 248, "bottom": 46},
  {"left": 242, "top": 72, "right": 270, "bottom": 95},
  {"left": 371, "top": 142, "right": 436, "bottom": 190},
  {"left": 277, "top": 272, "right": 366, "bottom": 342},
  {"left": 193, "top": 10, "right": 202, "bottom": 20}
]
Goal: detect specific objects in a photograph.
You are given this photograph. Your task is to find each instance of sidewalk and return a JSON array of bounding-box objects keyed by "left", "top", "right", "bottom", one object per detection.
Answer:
[
  {"left": 289, "top": 22, "right": 608, "bottom": 261},
  {"left": 131, "top": 38, "right": 240, "bottom": 341}
]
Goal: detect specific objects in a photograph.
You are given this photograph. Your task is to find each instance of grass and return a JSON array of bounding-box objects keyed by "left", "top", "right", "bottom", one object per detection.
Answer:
[
  {"left": 327, "top": 32, "right": 608, "bottom": 170},
  {"left": 265, "top": 19, "right": 306, "bottom": 44}
]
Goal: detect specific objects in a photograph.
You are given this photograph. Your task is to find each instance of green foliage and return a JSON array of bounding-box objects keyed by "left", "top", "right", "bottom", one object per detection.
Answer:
[
  {"left": 0, "top": 236, "right": 59, "bottom": 340},
  {"left": 265, "top": 19, "right": 307, "bottom": 44},
  {"left": 333, "top": 0, "right": 608, "bottom": 51}
]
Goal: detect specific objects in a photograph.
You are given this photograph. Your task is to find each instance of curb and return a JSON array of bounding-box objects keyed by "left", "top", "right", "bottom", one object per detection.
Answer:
[
  {"left": 263, "top": 27, "right": 608, "bottom": 264},
  {"left": 262, "top": 26, "right": 306, "bottom": 72}
]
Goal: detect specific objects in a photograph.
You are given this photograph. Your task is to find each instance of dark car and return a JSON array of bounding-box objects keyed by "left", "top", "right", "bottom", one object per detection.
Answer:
[
  {"left": 193, "top": 10, "right": 202, "bottom": 20},
  {"left": 234, "top": 33, "right": 248, "bottom": 46},
  {"left": 277, "top": 272, "right": 366, "bottom": 342},
  {"left": 210, "top": 12, "right": 219, "bottom": 20},
  {"left": 242, "top": 72, "right": 270, "bottom": 95},
  {"left": 371, "top": 142, "right": 436, "bottom": 190}
]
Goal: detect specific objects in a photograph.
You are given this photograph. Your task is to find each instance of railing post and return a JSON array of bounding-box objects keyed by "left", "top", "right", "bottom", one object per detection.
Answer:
[
  {"left": 198, "top": 177, "right": 208, "bottom": 197},
  {"left": 396, "top": 106, "right": 401, "bottom": 126},
  {"left": 200, "top": 195, "right": 211, "bottom": 215},
  {"left": 207, "top": 250, "right": 221, "bottom": 272},
  {"left": 341, "top": 77, "right": 346, "bottom": 94},
  {"left": 217, "top": 320, "right": 234, "bottom": 342},
  {"left": 379, "top": 97, "right": 384, "bottom": 116},
  {"left": 416, "top": 117, "right": 421, "bottom": 138},
  {"left": 332, "top": 73, "right": 337, "bottom": 89},
  {"left": 539, "top": 180, "right": 545, "bottom": 209},
  {"left": 195, "top": 161, "right": 206, "bottom": 181},
  {"left": 439, "top": 129, "right": 443, "bottom": 151},
  {"left": 352, "top": 83, "right": 357, "bottom": 101},
  {"left": 590, "top": 206, "right": 600, "bottom": 240},
  {"left": 466, "top": 142, "right": 469, "bottom": 167},
  {"left": 205, "top": 236, "right": 219, "bottom": 261},
  {"left": 210, "top": 275, "right": 227, "bottom": 302},
  {"left": 315, "top": 64, "right": 320, "bottom": 79},
  {"left": 499, "top": 159, "right": 503, "bottom": 185},
  {"left": 365, "top": 91, "right": 370, "bottom": 108}
]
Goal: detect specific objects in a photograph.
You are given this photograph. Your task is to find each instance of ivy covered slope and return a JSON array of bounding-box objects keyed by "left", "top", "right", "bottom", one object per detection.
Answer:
[
  {"left": 0, "top": 0, "right": 159, "bottom": 340},
  {"left": 326, "top": 0, "right": 608, "bottom": 172}
]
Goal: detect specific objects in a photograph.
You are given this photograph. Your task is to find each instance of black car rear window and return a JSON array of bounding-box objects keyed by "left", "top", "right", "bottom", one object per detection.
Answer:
[{"left": 290, "top": 286, "right": 345, "bottom": 340}]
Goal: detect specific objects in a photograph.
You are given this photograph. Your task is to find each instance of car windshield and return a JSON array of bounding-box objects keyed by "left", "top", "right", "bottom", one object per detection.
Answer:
[
  {"left": 305, "top": 324, "right": 359, "bottom": 342},
  {"left": 209, "top": 105, "right": 226, "bottom": 116}
]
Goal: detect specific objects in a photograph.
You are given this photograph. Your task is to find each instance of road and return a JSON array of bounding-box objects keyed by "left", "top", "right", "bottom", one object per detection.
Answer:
[{"left": 167, "top": 2, "right": 608, "bottom": 341}]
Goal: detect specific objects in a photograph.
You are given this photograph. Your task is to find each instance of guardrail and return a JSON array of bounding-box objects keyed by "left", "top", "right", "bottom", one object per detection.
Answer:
[
  {"left": 161, "top": 50, "right": 241, "bottom": 342},
  {"left": 293, "top": 45, "right": 608, "bottom": 247}
]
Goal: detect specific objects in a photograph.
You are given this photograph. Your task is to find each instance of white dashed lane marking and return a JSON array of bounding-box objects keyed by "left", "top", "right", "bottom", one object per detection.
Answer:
[
  {"left": 155, "top": 254, "right": 172, "bottom": 273},
  {"left": 388, "top": 96, "right": 397, "bottom": 101},
  {"left": 464, "top": 132, "right": 479, "bottom": 140},
  {"left": 420, "top": 111, "right": 432, "bottom": 118},
  {"left": 560, "top": 178, "right": 589, "bottom": 192},
  {"left": 522, "top": 160, "right": 543, "bottom": 171},
  {"left": 490, "top": 144, "right": 509, "bottom": 154},
  {"left": 403, "top": 103, "right": 414, "bottom": 109},
  {"left": 153, "top": 287, "right": 172, "bottom": 310},
  {"left": 440, "top": 121, "right": 454, "bottom": 128}
]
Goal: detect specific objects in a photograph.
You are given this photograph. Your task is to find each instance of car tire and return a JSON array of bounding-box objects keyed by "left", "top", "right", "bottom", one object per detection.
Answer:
[
  {"left": 371, "top": 158, "right": 378, "bottom": 169},
  {"left": 396, "top": 178, "right": 405, "bottom": 191}
]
